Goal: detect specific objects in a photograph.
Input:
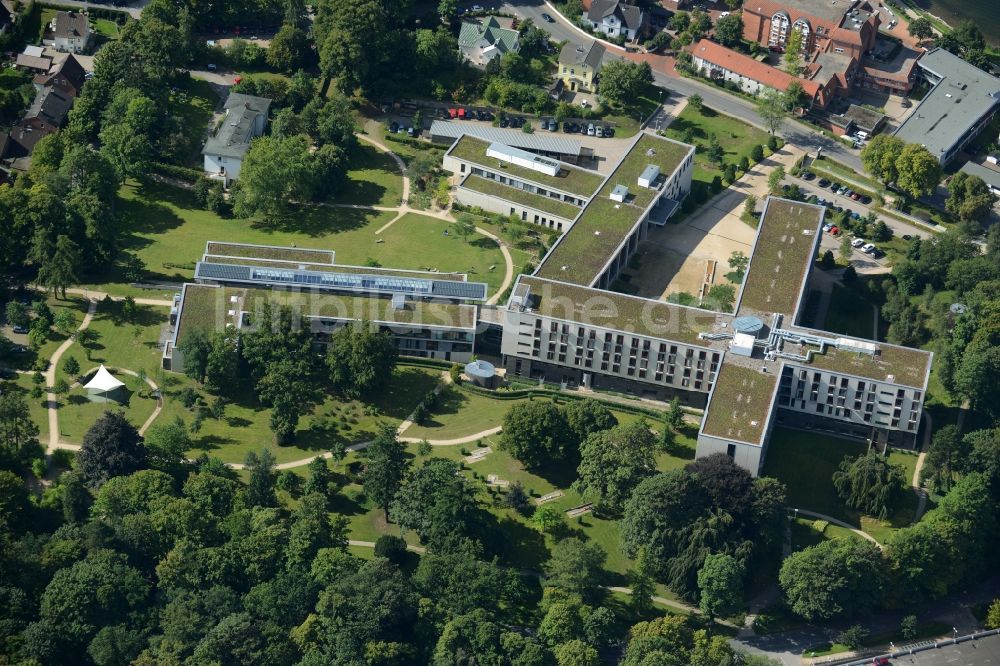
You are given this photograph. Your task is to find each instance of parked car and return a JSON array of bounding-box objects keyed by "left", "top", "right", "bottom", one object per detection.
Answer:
[
  {"left": 541, "top": 12, "right": 554, "bottom": 22},
  {"left": 901, "top": 234, "right": 912, "bottom": 241},
  {"left": 828, "top": 225, "right": 840, "bottom": 235},
  {"left": 604, "top": 126, "right": 615, "bottom": 137},
  {"left": 499, "top": 117, "right": 509, "bottom": 127},
  {"left": 860, "top": 195, "right": 872, "bottom": 204},
  {"left": 830, "top": 181, "right": 841, "bottom": 191},
  {"left": 818, "top": 178, "right": 831, "bottom": 187},
  {"left": 862, "top": 243, "right": 876, "bottom": 254},
  {"left": 595, "top": 126, "right": 604, "bottom": 138},
  {"left": 871, "top": 248, "right": 886, "bottom": 259},
  {"left": 851, "top": 238, "right": 865, "bottom": 248},
  {"left": 816, "top": 198, "right": 827, "bottom": 206},
  {"left": 822, "top": 223, "right": 833, "bottom": 232},
  {"left": 448, "top": 108, "right": 458, "bottom": 119},
  {"left": 549, "top": 119, "right": 559, "bottom": 131},
  {"left": 207, "top": 63, "right": 218, "bottom": 71},
  {"left": 802, "top": 171, "right": 816, "bottom": 181},
  {"left": 851, "top": 212, "right": 862, "bottom": 220},
  {"left": 587, "top": 123, "right": 596, "bottom": 136}
]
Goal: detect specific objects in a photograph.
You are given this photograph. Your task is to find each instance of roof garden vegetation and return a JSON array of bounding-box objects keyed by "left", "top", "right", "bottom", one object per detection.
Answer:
[
  {"left": 799, "top": 340, "right": 931, "bottom": 389},
  {"left": 701, "top": 362, "right": 779, "bottom": 446},
  {"left": 738, "top": 198, "right": 824, "bottom": 316},
  {"left": 536, "top": 133, "right": 693, "bottom": 285},
  {"left": 200, "top": 255, "right": 468, "bottom": 281},
  {"left": 447, "top": 136, "right": 604, "bottom": 197},
  {"left": 519, "top": 276, "right": 725, "bottom": 346},
  {"left": 204, "top": 241, "right": 336, "bottom": 264},
  {"left": 460, "top": 175, "right": 583, "bottom": 220}
]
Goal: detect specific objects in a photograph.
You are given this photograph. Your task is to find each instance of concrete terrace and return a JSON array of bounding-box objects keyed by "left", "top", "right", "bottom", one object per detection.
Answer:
[
  {"left": 737, "top": 198, "right": 824, "bottom": 317},
  {"left": 536, "top": 133, "right": 693, "bottom": 286},
  {"left": 446, "top": 135, "right": 604, "bottom": 197}
]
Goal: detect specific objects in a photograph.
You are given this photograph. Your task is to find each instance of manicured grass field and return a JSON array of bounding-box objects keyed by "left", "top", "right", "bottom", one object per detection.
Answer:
[
  {"left": 102, "top": 183, "right": 507, "bottom": 295},
  {"left": 339, "top": 143, "right": 404, "bottom": 207},
  {"left": 663, "top": 104, "right": 771, "bottom": 195},
  {"left": 790, "top": 517, "right": 860, "bottom": 553},
  {"left": 93, "top": 18, "right": 121, "bottom": 39},
  {"left": 55, "top": 375, "right": 157, "bottom": 443},
  {"left": 762, "top": 427, "right": 918, "bottom": 540},
  {"left": 822, "top": 284, "right": 876, "bottom": 339}
]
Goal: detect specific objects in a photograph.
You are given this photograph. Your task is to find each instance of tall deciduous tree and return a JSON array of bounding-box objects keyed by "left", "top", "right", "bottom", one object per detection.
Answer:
[
  {"left": 860, "top": 134, "right": 904, "bottom": 185},
  {"left": 907, "top": 17, "right": 934, "bottom": 40},
  {"left": 244, "top": 448, "right": 278, "bottom": 507},
  {"left": 500, "top": 401, "right": 575, "bottom": 469},
  {"left": 895, "top": 143, "right": 942, "bottom": 200},
  {"left": 697, "top": 553, "right": 744, "bottom": 618},
  {"left": 597, "top": 60, "right": 653, "bottom": 106},
  {"left": 573, "top": 421, "right": 655, "bottom": 515},
  {"left": 564, "top": 398, "right": 617, "bottom": 443},
  {"left": 714, "top": 13, "right": 744, "bottom": 47},
  {"left": 946, "top": 171, "right": 996, "bottom": 223},
  {"left": 779, "top": 538, "right": 886, "bottom": 620},
  {"left": 326, "top": 321, "right": 398, "bottom": 398},
  {"left": 756, "top": 88, "right": 788, "bottom": 135},
  {"left": 78, "top": 411, "right": 147, "bottom": 488},
  {"left": 544, "top": 538, "right": 607, "bottom": 602},
  {"left": 784, "top": 26, "right": 805, "bottom": 75},
  {"left": 391, "top": 457, "right": 480, "bottom": 550}
]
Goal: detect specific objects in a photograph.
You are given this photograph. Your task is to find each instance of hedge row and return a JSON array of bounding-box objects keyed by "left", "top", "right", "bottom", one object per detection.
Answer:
[
  {"left": 453, "top": 381, "right": 667, "bottom": 420},
  {"left": 151, "top": 162, "right": 204, "bottom": 183},
  {"left": 39, "top": 2, "right": 130, "bottom": 22}
]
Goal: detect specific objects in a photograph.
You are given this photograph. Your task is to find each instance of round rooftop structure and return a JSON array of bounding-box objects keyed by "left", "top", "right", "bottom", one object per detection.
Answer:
[
  {"left": 465, "top": 359, "right": 497, "bottom": 387},
  {"left": 732, "top": 315, "right": 765, "bottom": 335},
  {"left": 949, "top": 303, "right": 967, "bottom": 315}
]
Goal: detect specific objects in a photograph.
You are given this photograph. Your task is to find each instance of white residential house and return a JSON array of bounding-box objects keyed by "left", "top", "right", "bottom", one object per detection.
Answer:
[
  {"left": 202, "top": 93, "right": 271, "bottom": 186},
  {"left": 50, "top": 11, "right": 91, "bottom": 54},
  {"left": 587, "top": 0, "right": 646, "bottom": 41}
]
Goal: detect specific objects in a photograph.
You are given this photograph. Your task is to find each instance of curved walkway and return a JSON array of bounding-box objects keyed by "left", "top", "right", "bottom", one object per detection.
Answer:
[
  {"left": 354, "top": 131, "right": 515, "bottom": 303},
  {"left": 45, "top": 299, "right": 97, "bottom": 453},
  {"left": 792, "top": 509, "right": 882, "bottom": 547}
]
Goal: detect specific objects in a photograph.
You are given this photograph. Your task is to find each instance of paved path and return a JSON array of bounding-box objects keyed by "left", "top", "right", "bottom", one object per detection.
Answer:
[
  {"left": 348, "top": 539, "right": 426, "bottom": 554},
  {"left": 45, "top": 299, "right": 96, "bottom": 453},
  {"left": 399, "top": 426, "right": 502, "bottom": 446},
  {"left": 912, "top": 410, "right": 933, "bottom": 522},
  {"left": 792, "top": 509, "right": 881, "bottom": 546},
  {"left": 40, "top": 286, "right": 173, "bottom": 308}
]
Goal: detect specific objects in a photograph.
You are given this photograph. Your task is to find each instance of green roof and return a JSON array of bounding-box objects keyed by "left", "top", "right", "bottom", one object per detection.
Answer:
[
  {"left": 702, "top": 362, "right": 779, "bottom": 446},
  {"left": 517, "top": 275, "right": 726, "bottom": 346},
  {"left": 793, "top": 338, "right": 931, "bottom": 388},
  {"left": 175, "top": 284, "right": 477, "bottom": 350},
  {"left": 447, "top": 136, "right": 604, "bottom": 197},
  {"left": 536, "top": 133, "right": 693, "bottom": 285},
  {"left": 737, "top": 198, "right": 824, "bottom": 316},
  {"left": 460, "top": 175, "right": 582, "bottom": 220},
  {"left": 458, "top": 17, "right": 520, "bottom": 52},
  {"left": 200, "top": 255, "right": 468, "bottom": 281},
  {"left": 204, "top": 242, "right": 335, "bottom": 264}
]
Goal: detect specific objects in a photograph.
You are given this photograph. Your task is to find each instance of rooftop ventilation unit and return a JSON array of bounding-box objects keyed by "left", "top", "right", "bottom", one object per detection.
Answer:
[
  {"left": 610, "top": 184, "right": 629, "bottom": 202},
  {"left": 638, "top": 164, "right": 660, "bottom": 188}
]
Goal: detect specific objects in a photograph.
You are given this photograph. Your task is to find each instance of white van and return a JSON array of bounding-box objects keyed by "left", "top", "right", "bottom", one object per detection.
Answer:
[{"left": 856, "top": 130, "right": 869, "bottom": 139}]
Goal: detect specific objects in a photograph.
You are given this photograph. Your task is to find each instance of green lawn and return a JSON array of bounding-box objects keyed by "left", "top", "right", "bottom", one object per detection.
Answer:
[
  {"left": 96, "top": 183, "right": 507, "bottom": 296},
  {"left": 339, "top": 144, "right": 404, "bottom": 207},
  {"left": 55, "top": 375, "right": 158, "bottom": 443},
  {"left": 762, "top": 428, "right": 918, "bottom": 540},
  {"left": 662, "top": 105, "right": 771, "bottom": 205},
  {"left": 823, "top": 284, "right": 876, "bottom": 339},
  {"left": 790, "top": 516, "right": 860, "bottom": 553},
  {"left": 93, "top": 18, "right": 121, "bottom": 39}
]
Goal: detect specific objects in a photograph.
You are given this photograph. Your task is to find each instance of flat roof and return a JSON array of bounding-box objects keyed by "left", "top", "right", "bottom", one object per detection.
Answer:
[
  {"left": 204, "top": 241, "right": 334, "bottom": 264},
  {"left": 785, "top": 330, "right": 932, "bottom": 388},
  {"left": 437, "top": 123, "right": 587, "bottom": 159},
  {"left": 737, "top": 198, "right": 824, "bottom": 317},
  {"left": 536, "top": 133, "right": 693, "bottom": 285},
  {"left": 194, "top": 261, "right": 488, "bottom": 301},
  {"left": 175, "top": 283, "right": 477, "bottom": 348},
  {"left": 893, "top": 48, "right": 1000, "bottom": 161},
  {"left": 514, "top": 275, "right": 728, "bottom": 346},
  {"left": 701, "top": 361, "right": 779, "bottom": 446},
  {"left": 200, "top": 255, "right": 469, "bottom": 281},
  {"left": 446, "top": 135, "right": 603, "bottom": 196},
  {"left": 460, "top": 174, "right": 583, "bottom": 220}
]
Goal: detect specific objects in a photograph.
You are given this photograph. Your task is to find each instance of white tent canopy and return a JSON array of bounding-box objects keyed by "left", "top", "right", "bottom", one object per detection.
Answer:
[{"left": 83, "top": 365, "right": 125, "bottom": 392}]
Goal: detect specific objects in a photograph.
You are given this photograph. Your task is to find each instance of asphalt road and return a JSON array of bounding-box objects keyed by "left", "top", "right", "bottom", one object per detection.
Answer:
[
  {"left": 501, "top": 0, "right": 866, "bottom": 175},
  {"left": 896, "top": 632, "right": 1000, "bottom": 665}
]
